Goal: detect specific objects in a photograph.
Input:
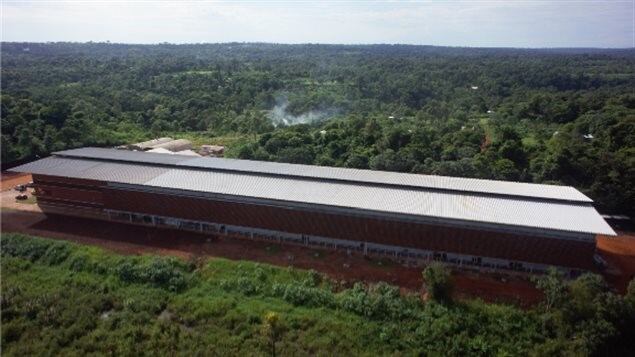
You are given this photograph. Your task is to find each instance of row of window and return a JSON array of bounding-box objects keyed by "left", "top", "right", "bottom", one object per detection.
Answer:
[{"left": 105, "top": 209, "right": 563, "bottom": 275}]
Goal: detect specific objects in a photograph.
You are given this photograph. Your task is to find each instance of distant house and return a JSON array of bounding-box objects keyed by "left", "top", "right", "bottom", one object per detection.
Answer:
[
  {"left": 175, "top": 149, "right": 201, "bottom": 157},
  {"left": 150, "top": 139, "right": 192, "bottom": 152},
  {"left": 199, "top": 145, "right": 225, "bottom": 157},
  {"left": 124, "top": 137, "right": 174, "bottom": 151},
  {"left": 147, "top": 147, "right": 174, "bottom": 154},
  {"left": 147, "top": 147, "right": 201, "bottom": 157}
]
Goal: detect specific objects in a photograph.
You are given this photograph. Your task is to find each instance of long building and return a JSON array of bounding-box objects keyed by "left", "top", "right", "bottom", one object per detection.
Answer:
[{"left": 10, "top": 147, "right": 616, "bottom": 274}]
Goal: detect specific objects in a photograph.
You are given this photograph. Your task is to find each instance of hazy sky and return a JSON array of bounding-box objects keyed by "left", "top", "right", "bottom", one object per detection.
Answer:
[{"left": 2, "top": 1, "right": 633, "bottom": 48}]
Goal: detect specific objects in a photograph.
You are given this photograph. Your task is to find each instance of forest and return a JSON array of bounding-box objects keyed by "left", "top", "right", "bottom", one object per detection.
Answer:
[
  {"left": 1, "top": 42, "right": 634, "bottom": 216},
  {"left": 2, "top": 233, "right": 635, "bottom": 355}
]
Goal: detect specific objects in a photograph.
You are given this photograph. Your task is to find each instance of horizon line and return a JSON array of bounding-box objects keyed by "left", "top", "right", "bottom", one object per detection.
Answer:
[{"left": 2, "top": 41, "right": 634, "bottom": 50}]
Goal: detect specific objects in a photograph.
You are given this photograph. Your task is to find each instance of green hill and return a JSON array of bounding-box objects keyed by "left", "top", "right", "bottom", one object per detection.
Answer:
[{"left": 2, "top": 233, "right": 634, "bottom": 355}]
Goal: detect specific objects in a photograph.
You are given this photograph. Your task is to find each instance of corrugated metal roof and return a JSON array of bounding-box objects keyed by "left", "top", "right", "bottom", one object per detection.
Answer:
[
  {"left": 12, "top": 157, "right": 170, "bottom": 184},
  {"left": 51, "top": 147, "right": 591, "bottom": 203},
  {"left": 180, "top": 157, "right": 591, "bottom": 203},
  {"left": 53, "top": 148, "right": 192, "bottom": 165},
  {"left": 144, "top": 169, "right": 615, "bottom": 237},
  {"left": 9, "top": 148, "right": 615, "bottom": 236}
]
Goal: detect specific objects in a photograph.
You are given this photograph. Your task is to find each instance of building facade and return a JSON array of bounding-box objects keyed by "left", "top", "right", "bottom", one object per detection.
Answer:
[{"left": 13, "top": 148, "right": 616, "bottom": 274}]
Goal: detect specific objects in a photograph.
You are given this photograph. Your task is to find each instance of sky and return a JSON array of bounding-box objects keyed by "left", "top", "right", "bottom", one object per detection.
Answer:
[{"left": 1, "top": 1, "right": 633, "bottom": 48}]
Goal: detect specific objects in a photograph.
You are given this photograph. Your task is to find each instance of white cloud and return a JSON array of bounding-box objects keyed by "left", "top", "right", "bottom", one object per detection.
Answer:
[{"left": 1, "top": 0, "right": 633, "bottom": 47}]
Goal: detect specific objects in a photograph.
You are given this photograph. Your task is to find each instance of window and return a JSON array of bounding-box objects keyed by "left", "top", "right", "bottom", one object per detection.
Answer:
[
  {"left": 179, "top": 221, "right": 200, "bottom": 231},
  {"left": 111, "top": 212, "right": 130, "bottom": 222},
  {"left": 202, "top": 224, "right": 218, "bottom": 233}
]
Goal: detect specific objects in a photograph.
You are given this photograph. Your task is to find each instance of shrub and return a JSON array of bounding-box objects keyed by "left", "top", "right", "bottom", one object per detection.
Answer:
[
  {"left": 260, "top": 311, "right": 284, "bottom": 357},
  {"left": 1, "top": 286, "right": 22, "bottom": 309},
  {"left": 115, "top": 257, "right": 188, "bottom": 292},
  {"left": 338, "top": 282, "right": 412, "bottom": 320},
  {"left": 41, "top": 243, "right": 72, "bottom": 265},
  {"left": 273, "top": 283, "right": 335, "bottom": 308},
  {"left": 422, "top": 263, "right": 453, "bottom": 303},
  {"left": 532, "top": 268, "right": 566, "bottom": 311},
  {"left": 140, "top": 258, "right": 188, "bottom": 292},
  {"left": 302, "top": 269, "right": 322, "bottom": 287},
  {"left": 2, "top": 234, "right": 52, "bottom": 262},
  {"left": 116, "top": 260, "right": 139, "bottom": 284},
  {"left": 339, "top": 283, "right": 373, "bottom": 317},
  {"left": 626, "top": 278, "right": 635, "bottom": 308},
  {"left": 220, "top": 277, "right": 261, "bottom": 295}
]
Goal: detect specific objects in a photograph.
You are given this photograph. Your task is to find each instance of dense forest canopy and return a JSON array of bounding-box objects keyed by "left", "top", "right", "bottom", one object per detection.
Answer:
[{"left": 1, "top": 42, "right": 634, "bottom": 216}]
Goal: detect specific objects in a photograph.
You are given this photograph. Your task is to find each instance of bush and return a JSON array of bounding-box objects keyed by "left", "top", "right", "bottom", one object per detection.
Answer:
[
  {"left": 115, "top": 257, "right": 188, "bottom": 292},
  {"left": 2, "top": 234, "right": 72, "bottom": 266},
  {"left": 340, "top": 283, "right": 373, "bottom": 317},
  {"left": 140, "top": 258, "right": 188, "bottom": 292},
  {"left": 220, "top": 277, "right": 261, "bottom": 296},
  {"left": 626, "top": 278, "right": 635, "bottom": 308},
  {"left": 339, "top": 282, "right": 412, "bottom": 320},
  {"left": 41, "top": 243, "right": 72, "bottom": 265},
  {"left": 272, "top": 283, "right": 335, "bottom": 308},
  {"left": 302, "top": 269, "right": 322, "bottom": 287},
  {"left": 422, "top": 263, "right": 453, "bottom": 303},
  {"left": 532, "top": 268, "right": 566, "bottom": 311},
  {"left": 2, "top": 234, "right": 52, "bottom": 262}
]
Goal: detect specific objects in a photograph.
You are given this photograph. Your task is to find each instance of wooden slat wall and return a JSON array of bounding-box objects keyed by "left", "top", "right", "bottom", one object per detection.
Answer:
[
  {"left": 103, "top": 187, "right": 596, "bottom": 269},
  {"left": 29, "top": 175, "right": 596, "bottom": 270}
]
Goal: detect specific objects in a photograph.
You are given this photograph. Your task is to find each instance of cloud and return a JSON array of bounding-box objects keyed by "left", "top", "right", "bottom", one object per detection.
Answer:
[{"left": 1, "top": 0, "right": 633, "bottom": 47}]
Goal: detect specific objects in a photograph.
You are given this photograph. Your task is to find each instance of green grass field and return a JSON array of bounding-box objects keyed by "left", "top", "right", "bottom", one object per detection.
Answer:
[{"left": 2, "top": 233, "right": 633, "bottom": 356}]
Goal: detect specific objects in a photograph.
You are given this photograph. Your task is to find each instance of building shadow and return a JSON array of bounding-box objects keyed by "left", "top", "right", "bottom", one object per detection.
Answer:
[{"left": 28, "top": 214, "right": 217, "bottom": 252}]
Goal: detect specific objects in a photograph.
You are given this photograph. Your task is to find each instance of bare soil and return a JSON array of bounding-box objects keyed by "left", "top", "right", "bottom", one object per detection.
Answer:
[
  {"left": 1, "top": 173, "right": 31, "bottom": 191},
  {"left": 597, "top": 233, "right": 635, "bottom": 293}
]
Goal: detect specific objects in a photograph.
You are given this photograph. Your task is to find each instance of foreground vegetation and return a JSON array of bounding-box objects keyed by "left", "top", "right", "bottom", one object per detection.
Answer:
[
  {"left": 1, "top": 43, "right": 633, "bottom": 216},
  {"left": 2, "top": 233, "right": 634, "bottom": 355}
]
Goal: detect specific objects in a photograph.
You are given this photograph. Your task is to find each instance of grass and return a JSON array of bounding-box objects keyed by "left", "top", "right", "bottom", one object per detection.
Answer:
[{"left": 0, "top": 232, "right": 605, "bottom": 356}]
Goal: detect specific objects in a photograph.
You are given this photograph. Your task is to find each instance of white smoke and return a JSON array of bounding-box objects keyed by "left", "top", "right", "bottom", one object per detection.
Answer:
[{"left": 268, "top": 97, "right": 334, "bottom": 126}]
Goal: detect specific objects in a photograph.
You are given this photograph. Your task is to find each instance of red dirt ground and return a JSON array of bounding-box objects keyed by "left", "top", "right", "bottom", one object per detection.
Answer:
[
  {"left": 597, "top": 233, "right": 635, "bottom": 293},
  {"left": 1, "top": 208, "right": 543, "bottom": 305},
  {"left": 1, "top": 173, "right": 31, "bottom": 191},
  {"left": 14, "top": 171, "right": 631, "bottom": 306}
]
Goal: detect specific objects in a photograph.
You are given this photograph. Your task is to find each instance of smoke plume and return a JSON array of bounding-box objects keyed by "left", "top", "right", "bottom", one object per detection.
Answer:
[{"left": 268, "top": 97, "right": 335, "bottom": 126}]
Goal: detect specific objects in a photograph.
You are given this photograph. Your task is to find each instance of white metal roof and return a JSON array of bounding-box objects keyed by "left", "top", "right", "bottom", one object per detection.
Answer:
[
  {"left": 13, "top": 157, "right": 170, "bottom": 184},
  {"left": 180, "top": 157, "right": 591, "bottom": 202},
  {"left": 54, "top": 147, "right": 591, "bottom": 203},
  {"left": 145, "top": 169, "right": 614, "bottom": 237},
  {"left": 10, "top": 148, "right": 616, "bottom": 237}
]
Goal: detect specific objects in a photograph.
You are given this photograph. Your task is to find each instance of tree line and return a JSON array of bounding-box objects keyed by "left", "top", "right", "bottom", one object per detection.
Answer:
[{"left": 1, "top": 42, "right": 633, "bottom": 215}]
